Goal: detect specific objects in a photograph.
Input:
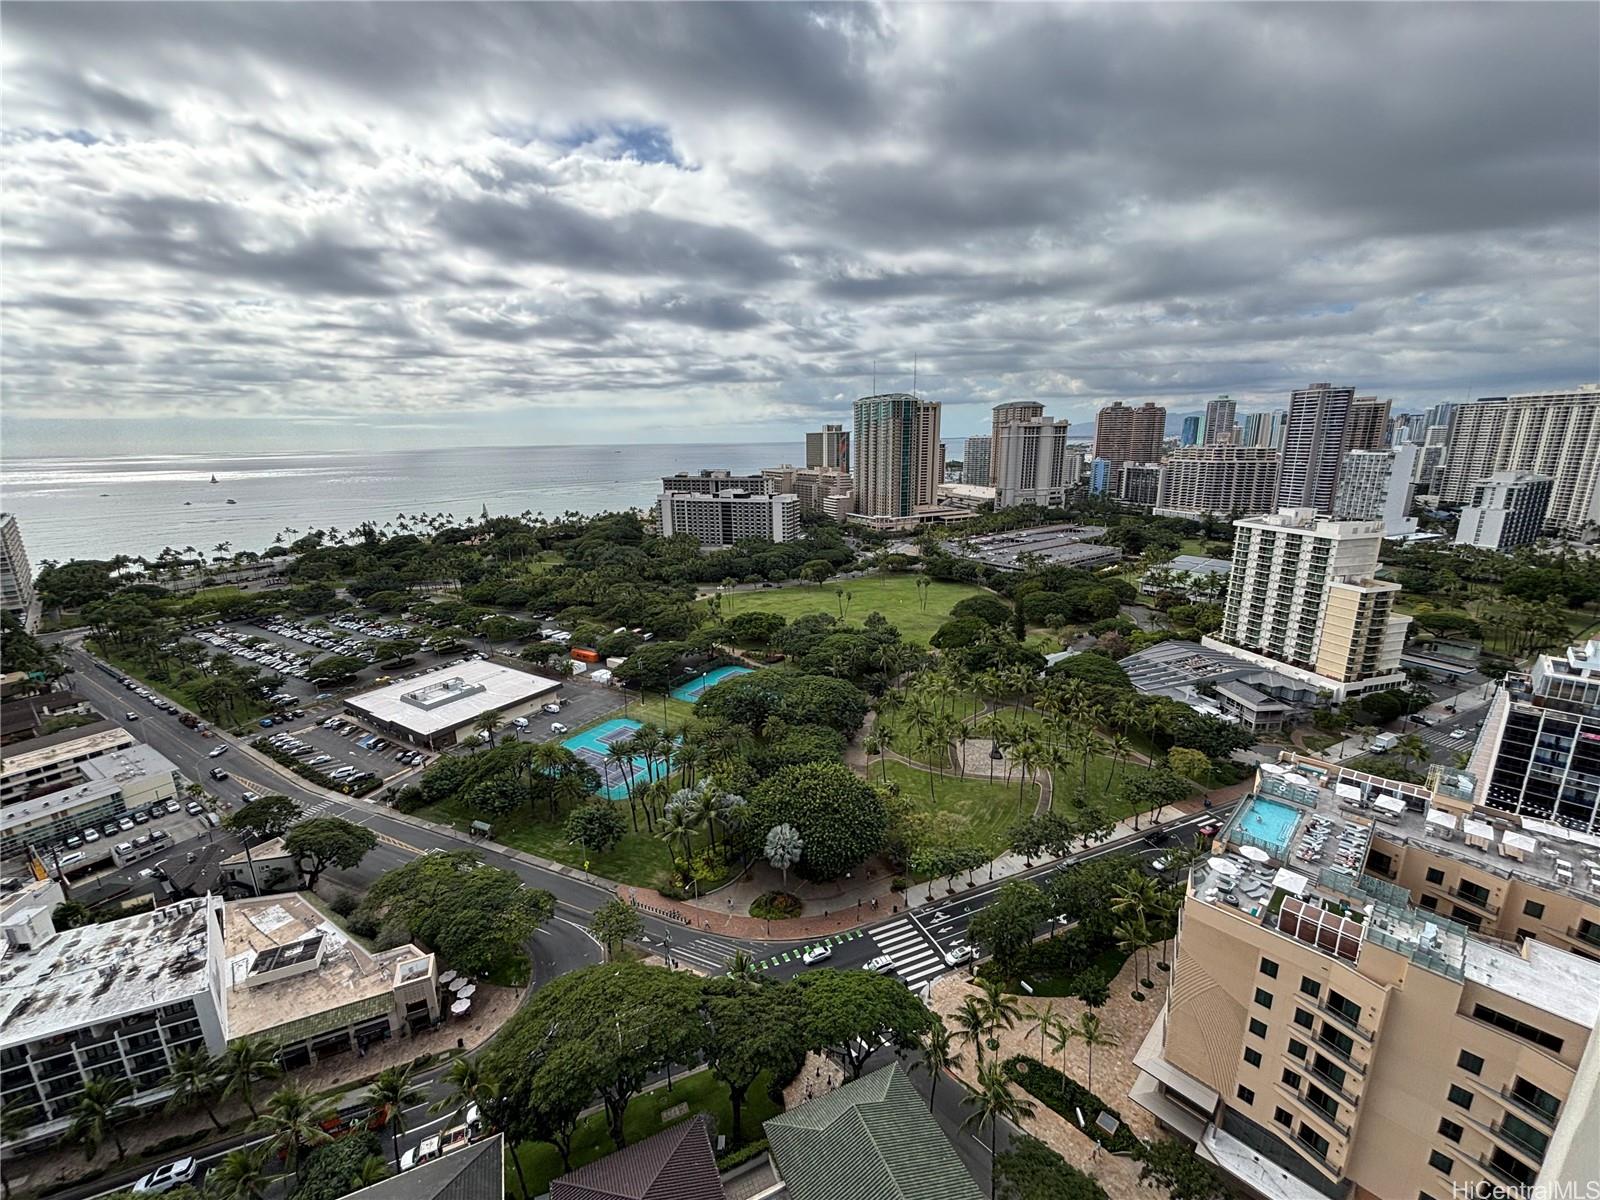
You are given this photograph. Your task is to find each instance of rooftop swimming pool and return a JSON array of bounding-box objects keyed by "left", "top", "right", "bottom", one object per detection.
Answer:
[
  {"left": 670, "top": 664, "right": 754, "bottom": 703},
  {"left": 1230, "top": 795, "right": 1304, "bottom": 857}
]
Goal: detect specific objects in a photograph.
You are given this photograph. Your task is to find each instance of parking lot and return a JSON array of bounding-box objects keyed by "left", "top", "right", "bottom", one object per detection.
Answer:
[
  {"left": 28, "top": 798, "right": 221, "bottom": 883},
  {"left": 478, "top": 678, "right": 629, "bottom": 749},
  {"left": 262, "top": 717, "right": 428, "bottom": 788}
]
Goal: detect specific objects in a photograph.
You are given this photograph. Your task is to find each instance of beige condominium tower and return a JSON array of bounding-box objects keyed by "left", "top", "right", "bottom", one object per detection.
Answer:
[
  {"left": 1204, "top": 509, "right": 1410, "bottom": 703},
  {"left": 1133, "top": 756, "right": 1600, "bottom": 1200},
  {"left": 851, "top": 393, "right": 941, "bottom": 518}
]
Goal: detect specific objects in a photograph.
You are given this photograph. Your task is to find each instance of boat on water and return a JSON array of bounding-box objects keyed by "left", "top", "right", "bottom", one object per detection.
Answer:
[
  {"left": 210, "top": 474, "right": 218, "bottom": 483},
  {"left": 225, "top": 498, "right": 237, "bottom": 505},
  {"left": 183, "top": 501, "right": 192, "bottom": 506}
]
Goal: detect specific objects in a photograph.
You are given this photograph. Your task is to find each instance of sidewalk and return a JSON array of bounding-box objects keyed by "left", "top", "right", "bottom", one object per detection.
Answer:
[{"left": 620, "top": 788, "right": 1240, "bottom": 942}]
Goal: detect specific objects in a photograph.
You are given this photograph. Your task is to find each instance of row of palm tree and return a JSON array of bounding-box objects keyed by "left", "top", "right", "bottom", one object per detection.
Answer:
[
  {"left": 911, "top": 985, "right": 1120, "bottom": 1200},
  {"left": 657, "top": 781, "right": 747, "bottom": 870}
]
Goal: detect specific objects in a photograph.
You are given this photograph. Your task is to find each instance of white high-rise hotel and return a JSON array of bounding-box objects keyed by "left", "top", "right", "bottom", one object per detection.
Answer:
[{"left": 1205, "top": 508, "right": 1410, "bottom": 701}]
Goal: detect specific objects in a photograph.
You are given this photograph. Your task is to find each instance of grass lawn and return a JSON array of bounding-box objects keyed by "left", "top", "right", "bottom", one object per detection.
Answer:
[
  {"left": 413, "top": 794, "right": 673, "bottom": 888},
  {"left": 873, "top": 758, "right": 1040, "bottom": 856},
  {"left": 716, "top": 574, "right": 993, "bottom": 645},
  {"left": 507, "top": 1068, "right": 779, "bottom": 1195}
]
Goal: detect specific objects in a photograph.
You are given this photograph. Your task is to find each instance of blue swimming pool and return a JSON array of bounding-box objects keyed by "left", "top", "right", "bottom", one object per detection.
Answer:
[
  {"left": 670, "top": 664, "right": 754, "bottom": 703},
  {"left": 562, "top": 718, "right": 672, "bottom": 800},
  {"left": 1232, "top": 795, "right": 1303, "bottom": 856}
]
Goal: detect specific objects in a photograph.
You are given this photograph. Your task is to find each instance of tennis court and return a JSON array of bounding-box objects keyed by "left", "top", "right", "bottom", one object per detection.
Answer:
[
  {"left": 669, "top": 664, "right": 754, "bottom": 703},
  {"left": 561, "top": 718, "right": 671, "bottom": 800}
]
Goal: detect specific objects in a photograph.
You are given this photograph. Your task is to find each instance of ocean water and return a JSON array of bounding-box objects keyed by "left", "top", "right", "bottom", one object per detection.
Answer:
[{"left": 2, "top": 442, "right": 793, "bottom": 565}]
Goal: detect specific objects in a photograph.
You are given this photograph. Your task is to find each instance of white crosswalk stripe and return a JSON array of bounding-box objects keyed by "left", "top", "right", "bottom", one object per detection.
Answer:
[{"left": 869, "top": 920, "right": 947, "bottom": 987}]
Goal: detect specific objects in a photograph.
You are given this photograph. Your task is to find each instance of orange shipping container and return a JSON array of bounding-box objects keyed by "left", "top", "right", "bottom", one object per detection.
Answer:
[{"left": 570, "top": 647, "right": 601, "bottom": 663}]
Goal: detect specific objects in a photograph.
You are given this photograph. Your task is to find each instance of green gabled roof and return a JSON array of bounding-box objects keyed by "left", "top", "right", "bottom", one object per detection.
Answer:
[{"left": 763, "top": 1065, "right": 984, "bottom": 1200}]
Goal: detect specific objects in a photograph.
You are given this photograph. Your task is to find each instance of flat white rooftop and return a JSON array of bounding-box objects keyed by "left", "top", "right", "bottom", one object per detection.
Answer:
[
  {"left": 1464, "top": 936, "right": 1600, "bottom": 1029},
  {"left": 345, "top": 660, "right": 559, "bottom": 737},
  {"left": 0, "top": 897, "right": 212, "bottom": 1046}
]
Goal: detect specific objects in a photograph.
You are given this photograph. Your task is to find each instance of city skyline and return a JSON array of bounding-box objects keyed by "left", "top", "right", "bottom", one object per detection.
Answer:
[{"left": 3, "top": 2, "right": 1596, "bottom": 457}]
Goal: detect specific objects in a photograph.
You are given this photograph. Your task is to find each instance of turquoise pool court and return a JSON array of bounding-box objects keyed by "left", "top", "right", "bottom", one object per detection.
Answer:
[
  {"left": 1231, "top": 795, "right": 1303, "bottom": 857},
  {"left": 562, "top": 718, "right": 671, "bottom": 800},
  {"left": 670, "top": 664, "right": 754, "bottom": 703}
]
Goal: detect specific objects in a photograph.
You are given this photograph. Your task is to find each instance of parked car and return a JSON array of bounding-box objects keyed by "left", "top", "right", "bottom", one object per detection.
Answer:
[
  {"left": 186, "top": 801, "right": 204, "bottom": 815},
  {"left": 801, "top": 944, "right": 833, "bottom": 965},
  {"left": 165, "top": 799, "right": 181, "bottom": 814},
  {"left": 541, "top": 703, "right": 562, "bottom": 715},
  {"left": 550, "top": 722, "right": 569, "bottom": 734}
]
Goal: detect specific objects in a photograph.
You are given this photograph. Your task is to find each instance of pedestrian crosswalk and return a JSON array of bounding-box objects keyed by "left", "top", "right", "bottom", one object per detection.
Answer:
[
  {"left": 868, "top": 918, "right": 947, "bottom": 986},
  {"left": 752, "top": 928, "right": 865, "bottom": 972}
]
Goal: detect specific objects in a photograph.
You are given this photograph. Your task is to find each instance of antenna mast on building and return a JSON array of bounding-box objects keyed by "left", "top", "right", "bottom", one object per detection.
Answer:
[{"left": 913, "top": 354, "right": 918, "bottom": 398}]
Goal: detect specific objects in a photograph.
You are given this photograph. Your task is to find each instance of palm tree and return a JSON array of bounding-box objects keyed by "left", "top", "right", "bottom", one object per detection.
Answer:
[
  {"left": 725, "top": 948, "right": 761, "bottom": 986},
  {"left": 975, "top": 976, "right": 1023, "bottom": 1054},
  {"left": 1074, "top": 1011, "right": 1120, "bottom": 1095},
  {"left": 430, "top": 1056, "right": 489, "bottom": 1127},
  {"left": 352, "top": 1156, "right": 392, "bottom": 1188},
  {"left": 1, "top": 1101, "right": 38, "bottom": 1198},
  {"left": 164, "top": 1047, "right": 225, "bottom": 1130},
  {"left": 68, "top": 1077, "right": 134, "bottom": 1160},
  {"left": 206, "top": 1146, "right": 277, "bottom": 1200},
  {"left": 1115, "top": 911, "right": 1157, "bottom": 996},
  {"left": 657, "top": 800, "right": 696, "bottom": 870},
  {"left": 1024, "top": 1005, "right": 1057, "bottom": 1062},
  {"left": 367, "top": 1063, "right": 423, "bottom": 1172},
  {"left": 221, "top": 1037, "right": 282, "bottom": 1118},
  {"left": 952, "top": 996, "right": 989, "bottom": 1064},
  {"left": 961, "top": 1060, "right": 1037, "bottom": 1199},
  {"left": 251, "top": 1083, "right": 332, "bottom": 1180},
  {"left": 1047, "top": 1015, "right": 1079, "bottom": 1079},
  {"left": 471, "top": 708, "right": 503, "bottom": 750},
  {"left": 914, "top": 1018, "right": 962, "bottom": 1112}
]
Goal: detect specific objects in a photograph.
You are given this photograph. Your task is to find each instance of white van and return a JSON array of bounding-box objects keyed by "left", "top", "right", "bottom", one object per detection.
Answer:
[{"left": 511, "top": 717, "right": 529, "bottom": 730}]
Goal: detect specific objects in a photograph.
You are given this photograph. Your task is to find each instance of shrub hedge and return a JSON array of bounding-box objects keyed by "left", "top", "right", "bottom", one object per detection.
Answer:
[{"left": 1003, "top": 1056, "right": 1145, "bottom": 1156}]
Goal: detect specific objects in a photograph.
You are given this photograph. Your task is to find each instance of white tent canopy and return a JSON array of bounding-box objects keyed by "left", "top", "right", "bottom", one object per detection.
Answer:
[
  {"left": 1425, "top": 809, "right": 1458, "bottom": 832},
  {"left": 1272, "top": 868, "right": 1311, "bottom": 897}
]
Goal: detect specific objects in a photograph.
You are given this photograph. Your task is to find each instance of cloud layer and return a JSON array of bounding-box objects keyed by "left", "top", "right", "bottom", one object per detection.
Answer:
[{"left": 3, "top": 2, "right": 1597, "bottom": 446}]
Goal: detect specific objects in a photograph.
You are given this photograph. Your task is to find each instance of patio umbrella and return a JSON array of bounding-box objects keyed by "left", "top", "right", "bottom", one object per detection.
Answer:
[
  {"left": 449, "top": 977, "right": 469, "bottom": 992},
  {"left": 450, "top": 998, "right": 471, "bottom": 1016},
  {"left": 439, "top": 970, "right": 458, "bottom": 985},
  {"left": 1208, "top": 857, "right": 1240, "bottom": 876},
  {"left": 456, "top": 984, "right": 476, "bottom": 999},
  {"left": 1240, "top": 846, "right": 1270, "bottom": 864}
]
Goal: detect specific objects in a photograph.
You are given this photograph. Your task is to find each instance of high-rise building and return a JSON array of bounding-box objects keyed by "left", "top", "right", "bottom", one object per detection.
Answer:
[
  {"left": 760, "top": 465, "right": 854, "bottom": 515},
  {"left": 1119, "top": 463, "right": 1162, "bottom": 507},
  {"left": 1414, "top": 424, "right": 1451, "bottom": 497},
  {"left": 0, "top": 513, "right": 37, "bottom": 633},
  {"left": 992, "top": 405, "right": 1075, "bottom": 508},
  {"left": 961, "top": 436, "right": 991, "bottom": 486},
  {"left": 1436, "top": 391, "right": 1600, "bottom": 534},
  {"left": 1454, "top": 472, "right": 1553, "bottom": 552},
  {"left": 1276, "top": 384, "right": 1356, "bottom": 513},
  {"left": 805, "top": 423, "right": 850, "bottom": 472},
  {"left": 1205, "top": 508, "right": 1410, "bottom": 700},
  {"left": 1181, "top": 415, "right": 1204, "bottom": 447},
  {"left": 1089, "top": 457, "right": 1112, "bottom": 496},
  {"left": 851, "top": 393, "right": 941, "bottom": 518},
  {"left": 657, "top": 490, "right": 799, "bottom": 547},
  {"left": 1346, "top": 396, "right": 1392, "bottom": 451},
  {"left": 1472, "top": 638, "right": 1600, "bottom": 830},
  {"left": 990, "top": 401, "right": 1045, "bottom": 489},
  {"left": 1094, "top": 401, "right": 1166, "bottom": 469},
  {"left": 1427, "top": 400, "right": 1458, "bottom": 429},
  {"left": 1392, "top": 412, "right": 1428, "bottom": 445},
  {"left": 1134, "top": 754, "right": 1600, "bottom": 1200},
  {"left": 1242, "top": 411, "right": 1288, "bottom": 450},
  {"left": 1331, "top": 442, "right": 1419, "bottom": 538},
  {"left": 659, "top": 470, "right": 770, "bottom": 495},
  {"left": 1154, "top": 447, "right": 1280, "bottom": 520},
  {"left": 1204, "top": 395, "right": 1236, "bottom": 446}
]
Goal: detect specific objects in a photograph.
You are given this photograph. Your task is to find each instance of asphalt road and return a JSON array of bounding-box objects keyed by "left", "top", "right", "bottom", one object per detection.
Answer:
[{"left": 44, "top": 636, "right": 1235, "bottom": 1199}]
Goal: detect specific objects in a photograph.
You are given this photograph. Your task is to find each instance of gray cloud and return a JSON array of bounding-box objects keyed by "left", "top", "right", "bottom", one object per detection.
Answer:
[{"left": 0, "top": 1, "right": 1594, "bottom": 442}]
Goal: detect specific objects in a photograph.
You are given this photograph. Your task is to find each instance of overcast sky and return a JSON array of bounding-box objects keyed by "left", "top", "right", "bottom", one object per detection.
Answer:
[{"left": 3, "top": 2, "right": 1597, "bottom": 456}]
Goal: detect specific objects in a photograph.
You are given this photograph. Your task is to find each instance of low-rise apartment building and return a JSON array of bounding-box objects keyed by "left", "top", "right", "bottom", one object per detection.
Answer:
[
  {"left": 1, "top": 740, "right": 180, "bottom": 863},
  {"left": 1133, "top": 756, "right": 1600, "bottom": 1200}
]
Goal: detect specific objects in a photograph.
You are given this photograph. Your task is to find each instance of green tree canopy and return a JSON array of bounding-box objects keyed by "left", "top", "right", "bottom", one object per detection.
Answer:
[
  {"left": 564, "top": 802, "right": 627, "bottom": 857},
  {"left": 283, "top": 818, "right": 377, "bottom": 889},
  {"left": 796, "top": 968, "right": 936, "bottom": 1078},
  {"left": 968, "top": 881, "right": 1052, "bottom": 976},
  {"left": 748, "top": 762, "right": 888, "bottom": 881},
  {"left": 225, "top": 795, "right": 303, "bottom": 841},
  {"left": 360, "top": 851, "right": 554, "bottom": 976}
]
